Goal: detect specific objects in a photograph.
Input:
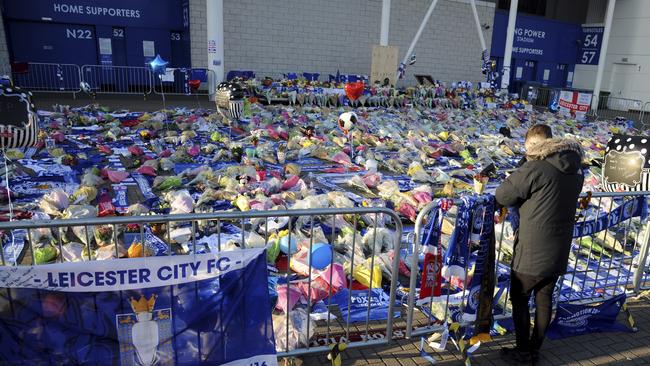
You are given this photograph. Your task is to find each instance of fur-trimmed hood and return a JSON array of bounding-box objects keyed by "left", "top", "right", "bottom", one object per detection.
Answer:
[
  {"left": 526, "top": 138, "right": 584, "bottom": 174},
  {"left": 526, "top": 138, "right": 584, "bottom": 160}
]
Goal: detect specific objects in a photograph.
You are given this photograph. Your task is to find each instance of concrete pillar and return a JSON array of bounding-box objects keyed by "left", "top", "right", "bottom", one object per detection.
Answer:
[
  {"left": 500, "top": 0, "right": 518, "bottom": 91},
  {"left": 206, "top": 0, "right": 224, "bottom": 97},
  {"left": 590, "top": 0, "right": 616, "bottom": 111},
  {"left": 380, "top": 0, "right": 391, "bottom": 46}
]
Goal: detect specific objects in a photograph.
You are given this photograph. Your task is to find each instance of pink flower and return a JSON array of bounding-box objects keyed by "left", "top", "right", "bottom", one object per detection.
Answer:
[
  {"left": 331, "top": 152, "right": 351, "bottom": 165},
  {"left": 127, "top": 145, "right": 144, "bottom": 156},
  {"left": 136, "top": 165, "right": 157, "bottom": 177},
  {"left": 398, "top": 202, "right": 417, "bottom": 222},
  {"left": 188, "top": 145, "right": 200, "bottom": 157},
  {"left": 51, "top": 132, "right": 65, "bottom": 142},
  {"left": 271, "top": 195, "right": 284, "bottom": 205},
  {"left": 104, "top": 170, "right": 130, "bottom": 183},
  {"left": 281, "top": 175, "right": 300, "bottom": 191},
  {"left": 98, "top": 145, "right": 112, "bottom": 155},
  {"left": 412, "top": 191, "right": 432, "bottom": 205},
  {"left": 362, "top": 173, "right": 381, "bottom": 188},
  {"left": 266, "top": 125, "right": 280, "bottom": 139}
]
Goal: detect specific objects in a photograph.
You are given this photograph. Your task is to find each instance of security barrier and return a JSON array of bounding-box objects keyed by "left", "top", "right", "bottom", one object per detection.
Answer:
[
  {"left": 152, "top": 68, "right": 215, "bottom": 95},
  {"left": 1, "top": 191, "right": 648, "bottom": 359},
  {"left": 11, "top": 62, "right": 82, "bottom": 93},
  {"left": 405, "top": 191, "right": 650, "bottom": 339},
  {"left": 11, "top": 64, "right": 213, "bottom": 97},
  {"left": 81, "top": 65, "right": 153, "bottom": 96},
  {"left": 0, "top": 206, "right": 403, "bottom": 359},
  {"left": 639, "top": 102, "right": 650, "bottom": 129},
  {"left": 561, "top": 192, "right": 650, "bottom": 304},
  {"left": 591, "top": 95, "right": 644, "bottom": 123}
]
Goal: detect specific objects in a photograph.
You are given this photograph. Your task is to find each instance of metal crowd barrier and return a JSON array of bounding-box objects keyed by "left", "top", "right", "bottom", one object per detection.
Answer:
[
  {"left": 11, "top": 62, "right": 81, "bottom": 93},
  {"left": 591, "top": 95, "right": 644, "bottom": 123},
  {"left": 152, "top": 68, "right": 215, "bottom": 96},
  {"left": 405, "top": 191, "right": 650, "bottom": 339},
  {"left": 10, "top": 63, "right": 217, "bottom": 97},
  {"left": 563, "top": 192, "right": 650, "bottom": 304},
  {"left": 638, "top": 102, "right": 650, "bottom": 129},
  {"left": 533, "top": 87, "right": 553, "bottom": 108},
  {"left": 0, "top": 206, "right": 403, "bottom": 359},
  {"left": 81, "top": 65, "right": 153, "bottom": 96}
]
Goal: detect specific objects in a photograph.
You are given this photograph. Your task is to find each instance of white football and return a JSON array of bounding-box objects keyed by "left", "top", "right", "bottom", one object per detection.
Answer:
[{"left": 338, "top": 111, "right": 357, "bottom": 132}]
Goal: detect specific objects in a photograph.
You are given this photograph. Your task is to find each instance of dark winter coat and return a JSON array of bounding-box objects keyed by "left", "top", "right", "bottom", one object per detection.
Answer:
[{"left": 495, "top": 138, "right": 585, "bottom": 277}]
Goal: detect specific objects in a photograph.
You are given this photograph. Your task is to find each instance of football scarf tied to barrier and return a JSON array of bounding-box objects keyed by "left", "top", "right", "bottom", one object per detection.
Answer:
[
  {"left": 413, "top": 195, "right": 496, "bottom": 364},
  {"left": 572, "top": 195, "right": 647, "bottom": 239},
  {"left": 506, "top": 194, "right": 648, "bottom": 239},
  {"left": 0, "top": 248, "right": 277, "bottom": 366}
]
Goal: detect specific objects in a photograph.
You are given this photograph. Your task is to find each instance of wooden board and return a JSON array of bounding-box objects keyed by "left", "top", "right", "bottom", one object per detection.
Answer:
[{"left": 370, "top": 45, "right": 399, "bottom": 87}]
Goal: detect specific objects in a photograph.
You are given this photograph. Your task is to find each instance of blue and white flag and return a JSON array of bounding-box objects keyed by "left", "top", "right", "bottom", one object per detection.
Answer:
[
  {"left": 397, "top": 63, "right": 406, "bottom": 80},
  {"left": 328, "top": 288, "right": 399, "bottom": 323},
  {"left": 547, "top": 293, "right": 635, "bottom": 339},
  {"left": 443, "top": 196, "right": 474, "bottom": 280},
  {"left": 463, "top": 195, "right": 496, "bottom": 326},
  {"left": 0, "top": 248, "right": 277, "bottom": 366}
]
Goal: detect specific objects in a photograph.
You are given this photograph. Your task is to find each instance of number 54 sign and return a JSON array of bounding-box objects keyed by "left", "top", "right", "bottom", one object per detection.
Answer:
[{"left": 578, "top": 26, "right": 604, "bottom": 65}]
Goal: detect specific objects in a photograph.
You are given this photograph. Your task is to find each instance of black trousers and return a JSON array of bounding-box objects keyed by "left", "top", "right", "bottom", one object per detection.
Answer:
[{"left": 510, "top": 270, "right": 559, "bottom": 352}]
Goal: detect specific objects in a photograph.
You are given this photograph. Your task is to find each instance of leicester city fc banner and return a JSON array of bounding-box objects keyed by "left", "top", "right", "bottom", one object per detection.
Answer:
[
  {"left": 547, "top": 294, "right": 635, "bottom": 339},
  {"left": 0, "top": 248, "right": 277, "bottom": 366},
  {"left": 573, "top": 195, "right": 647, "bottom": 238}
]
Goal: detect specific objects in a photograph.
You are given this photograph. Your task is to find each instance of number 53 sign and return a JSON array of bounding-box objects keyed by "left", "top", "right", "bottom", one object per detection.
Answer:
[{"left": 577, "top": 26, "right": 604, "bottom": 65}]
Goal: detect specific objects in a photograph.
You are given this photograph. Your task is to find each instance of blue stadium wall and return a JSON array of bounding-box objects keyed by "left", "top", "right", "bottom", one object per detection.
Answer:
[
  {"left": 490, "top": 10, "right": 602, "bottom": 92},
  {"left": 2, "top": 0, "right": 191, "bottom": 68}
]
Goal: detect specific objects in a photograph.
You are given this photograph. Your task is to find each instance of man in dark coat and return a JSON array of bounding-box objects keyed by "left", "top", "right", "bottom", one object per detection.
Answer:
[{"left": 496, "top": 124, "right": 584, "bottom": 364}]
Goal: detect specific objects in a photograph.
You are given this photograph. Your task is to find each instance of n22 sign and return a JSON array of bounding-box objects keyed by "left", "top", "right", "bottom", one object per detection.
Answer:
[{"left": 577, "top": 26, "right": 603, "bottom": 65}]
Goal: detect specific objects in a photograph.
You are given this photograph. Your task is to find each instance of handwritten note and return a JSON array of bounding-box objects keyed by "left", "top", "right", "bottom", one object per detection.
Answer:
[{"left": 604, "top": 150, "right": 644, "bottom": 187}]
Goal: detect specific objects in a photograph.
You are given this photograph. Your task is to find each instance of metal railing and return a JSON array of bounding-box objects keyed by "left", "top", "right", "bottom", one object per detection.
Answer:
[
  {"left": 590, "top": 95, "right": 644, "bottom": 123},
  {"left": 10, "top": 62, "right": 81, "bottom": 93},
  {"left": 639, "top": 102, "right": 650, "bottom": 129},
  {"left": 152, "top": 68, "right": 215, "bottom": 95},
  {"left": 530, "top": 86, "right": 553, "bottom": 108},
  {"left": 81, "top": 65, "right": 153, "bottom": 96},
  {"left": 562, "top": 192, "right": 650, "bottom": 304},
  {"left": 8, "top": 63, "right": 213, "bottom": 98},
  {"left": 0, "top": 206, "right": 403, "bottom": 359},
  {"left": 405, "top": 191, "right": 650, "bottom": 339}
]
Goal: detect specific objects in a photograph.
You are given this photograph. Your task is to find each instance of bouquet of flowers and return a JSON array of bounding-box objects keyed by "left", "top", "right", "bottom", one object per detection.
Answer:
[{"left": 94, "top": 225, "right": 114, "bottom": 247}]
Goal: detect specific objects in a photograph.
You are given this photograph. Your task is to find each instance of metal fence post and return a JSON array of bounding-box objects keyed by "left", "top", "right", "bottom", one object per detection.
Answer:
[
  {"left": 633, "top": 222, "right": 650, "bottom": 293},
  {"left": 386, "top": 214, "right": 403, "bottom": 344},
  {"left": 641, "top": 102, "right": 650, "bottom": 129},
  {"left": 405, "top": 202, "right": 435, "bottom": 339}
]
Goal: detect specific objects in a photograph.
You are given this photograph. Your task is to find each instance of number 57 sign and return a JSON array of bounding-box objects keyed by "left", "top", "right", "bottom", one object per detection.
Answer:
[{"left": 578, "top": 26, "right": 604, "bottom": 65}]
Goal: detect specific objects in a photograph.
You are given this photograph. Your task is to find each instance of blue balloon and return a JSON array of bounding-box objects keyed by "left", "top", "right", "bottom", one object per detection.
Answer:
[
  {"left": 149, "top": 54, "right": 168, "bottom": 75},
  {"left": 308, "top": 242, "right": 332, "bottom": 270}
]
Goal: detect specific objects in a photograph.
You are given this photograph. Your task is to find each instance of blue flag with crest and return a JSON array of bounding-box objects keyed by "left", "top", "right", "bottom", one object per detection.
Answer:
[{"left": 0, "top": 248, "right": 277, "bottom": 366}]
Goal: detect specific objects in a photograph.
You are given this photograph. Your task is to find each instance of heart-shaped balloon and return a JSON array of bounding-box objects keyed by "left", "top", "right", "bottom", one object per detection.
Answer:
[
  {"left": 344, "top": 81, "right": 364, "bottom": 101},
  {"left": 188, "top": 79, "right": 201, "bottom": 91}
]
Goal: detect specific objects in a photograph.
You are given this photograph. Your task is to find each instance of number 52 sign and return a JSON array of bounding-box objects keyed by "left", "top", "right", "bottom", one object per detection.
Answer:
[{"left": 577, "top": 26, "right": 604, "bottom": 65}]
